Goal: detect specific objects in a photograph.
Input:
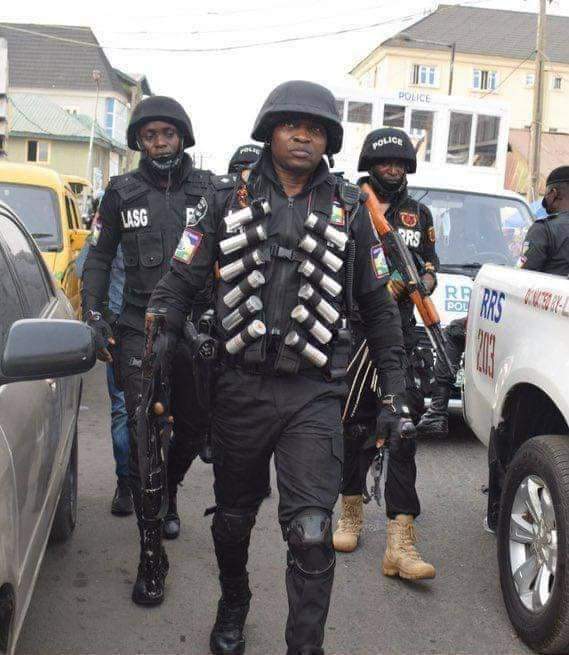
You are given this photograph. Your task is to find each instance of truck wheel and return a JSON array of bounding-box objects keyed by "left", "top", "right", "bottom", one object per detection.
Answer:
[
  {"left": 49, "top": 428, "right": 78, "bottom": 544},
  {"left": 497, "top": 435, "right": 569, "bottom": 654}
]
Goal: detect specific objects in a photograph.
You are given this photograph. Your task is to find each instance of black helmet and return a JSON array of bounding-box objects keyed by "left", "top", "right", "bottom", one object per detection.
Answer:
[
  {"left": 357, "top": 127, "right": 417, "bottom": 173},
  {"left": 127, "top": 96, "right": 195, "bottom": 151},
  {"left": 251, "top": 80, "right": 343, "bottom": 154},
  {"left": 228, "top": 144, "right": 262, "bottom": 174}
]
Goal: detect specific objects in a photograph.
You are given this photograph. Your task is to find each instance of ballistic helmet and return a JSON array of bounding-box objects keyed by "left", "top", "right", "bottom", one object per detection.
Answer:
[
  {"left": 127, "top": 95, "right": 195, "bottom": 151},
  {"left": 252, "top": 80, "right": 343, "bottom": 154},
  {"left": 228, "top": 144, "right": 262, "bottom": 174},
  {"left": 357, "top": 127, "right": 417, "bottom": 173}
]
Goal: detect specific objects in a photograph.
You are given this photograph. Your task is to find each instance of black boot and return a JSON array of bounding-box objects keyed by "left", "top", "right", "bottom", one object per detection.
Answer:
[
  {"left": 163, "top": 489, "right": 180, "bottom": 540},
  {"left": 132, "top": 522, "right": 168, "bottom": 606},
  {"left": 210, "top": 575, "right": 252, "bottom": 655},
  {"left": 111, "top": 476, "right": 134, "bottom": 516},
  {"left": 416, "top": 384, "right": 451, "bottom": 438}
]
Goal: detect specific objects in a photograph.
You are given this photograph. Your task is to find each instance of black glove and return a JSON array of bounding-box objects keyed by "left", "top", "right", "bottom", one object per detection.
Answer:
[
  {"left": 86, "top": 310, "right": 115, "bottom": 362},
  {"left": 376, "top": 394, "right": 416, "bottom": 445}
]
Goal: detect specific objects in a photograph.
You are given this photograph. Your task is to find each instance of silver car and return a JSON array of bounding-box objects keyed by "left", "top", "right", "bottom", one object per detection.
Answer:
[{"left": 0, "top": 201, "right": 95, "bottom": 655}]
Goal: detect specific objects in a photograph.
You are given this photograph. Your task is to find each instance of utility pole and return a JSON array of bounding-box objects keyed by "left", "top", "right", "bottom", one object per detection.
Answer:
[
  {"left": 85, "top": 69, "right": 102, "bottom": 189},
  {"left": 528, "top": 0, "right": 547, "bottom": 202}
]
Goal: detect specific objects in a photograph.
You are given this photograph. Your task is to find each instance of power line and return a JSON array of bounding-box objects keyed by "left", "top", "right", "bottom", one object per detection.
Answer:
[
  {"left": 0, "top": 12, "right": 426, "bottom": 53},
  {"left": 8, "top": 96, "right": 54, "bottom": 135},
  {"left": 479, "top": 50, "right": 536, "bottom": 98}
]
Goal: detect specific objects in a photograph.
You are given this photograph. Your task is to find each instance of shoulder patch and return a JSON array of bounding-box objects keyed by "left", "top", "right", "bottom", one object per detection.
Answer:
[
  {"left": 427, "top": 226, "right": 436, "bottom": 243},
  {"left": 211, "top": 174, "right": 236, "bottom": 191},
  {"left": 90, "top": 212, "right": 102, "bottom": 246},
  {"left": 330, "top": 202, "right": 346, "bottom": 227},
  {"left": 173, "top": 227, "right": 203, "bottom": 264},
  {"left": 400, "top": 212, "right": 418, "bottom": 228}
]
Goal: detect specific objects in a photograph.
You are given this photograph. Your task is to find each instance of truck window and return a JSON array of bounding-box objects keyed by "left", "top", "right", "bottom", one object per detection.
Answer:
[
  {"left": 64, "top": 195, "right": 75, "bottom": 230},
  {"left": 0, "top": 232, "right": 24, "bottom": 354}
]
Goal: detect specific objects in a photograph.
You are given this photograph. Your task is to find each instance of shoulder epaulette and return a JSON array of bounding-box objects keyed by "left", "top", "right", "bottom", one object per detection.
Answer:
[
  {"left": 210, "top": 174, "right": 237, "bottom": 191},
  {"left": 109, "top": 173, "right": 149, "bottom": 203}
]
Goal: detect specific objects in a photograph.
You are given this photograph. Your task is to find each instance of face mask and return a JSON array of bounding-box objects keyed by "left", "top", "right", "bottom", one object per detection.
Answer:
[
  {"left": 146, "top": 151, "right": 183, "bottom": 176},
  {"left": 369, "top": 169, "right": 407, "bottom": 200}
]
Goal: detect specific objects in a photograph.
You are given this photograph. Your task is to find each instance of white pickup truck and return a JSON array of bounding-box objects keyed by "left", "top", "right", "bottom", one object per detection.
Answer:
[{"left": 464, "top": 264, "right": 569, "bottom": 654}]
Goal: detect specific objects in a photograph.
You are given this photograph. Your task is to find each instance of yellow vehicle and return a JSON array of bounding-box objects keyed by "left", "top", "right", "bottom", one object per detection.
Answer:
[{"left": 0, "top": 162, "right": 90, "bottom": 316}]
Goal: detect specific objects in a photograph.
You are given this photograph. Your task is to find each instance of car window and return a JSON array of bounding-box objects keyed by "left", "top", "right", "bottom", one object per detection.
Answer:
[
  {"left": 0, "top": 243, "right": 24, "bottom": 354},
  {"left": 0, "top": 216, "right": 52, "bottom": 316},
  {"left": 64, "top": 194, "right": 76, "bottom": 230},
  {"left": 0, "top": 183, "right": 62, "bottom": 251}
]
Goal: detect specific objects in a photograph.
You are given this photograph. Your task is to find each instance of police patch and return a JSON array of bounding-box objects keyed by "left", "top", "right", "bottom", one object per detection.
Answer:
[
  {"left": 401, "top": 212, "right": 418, "bottom": 228},
  {"left": 186, "top": 196, "right": 208, "bottom": 226},
  {"left": 428, "top": 226, "right": 436, "bottom": 243},
  {"left": 174, "top": 227, "right": 202, "bottom": 264},
  {"left": 371, "top": 243, "right": 389, "bottom": 279},
  {"left": 330, "top": 203, "right": 345, "bottom": 227}
]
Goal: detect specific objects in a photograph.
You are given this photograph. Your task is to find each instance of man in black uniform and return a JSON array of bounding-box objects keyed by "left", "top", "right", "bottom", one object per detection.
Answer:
[
  {"left": 228, "top": 143, "right": 262, "bottom": 175},
  {"left": 333, "top": 128, "right": 438, "bottom": 581},
  {"left": 418, "top": 165, "right": 569, "bottom": 439},
  {"left": 82, "top": 96, "right": 211, "bottom": 605},
  {"left": 148, "top": 81, "right": 409, "bottom": 655}
]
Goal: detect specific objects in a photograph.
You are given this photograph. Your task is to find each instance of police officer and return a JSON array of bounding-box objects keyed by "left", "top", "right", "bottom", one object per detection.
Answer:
[
  {"left": 227, "top": 143, "right": 262, "bottom": 176},
  {"left": 333, "top": 128, "right": 438, "bottom": 581},
  {"left": 82, "top": 96, "right": 211, "bottom": 605},
  {"left": 148, "top": 80, "right": 408, "bottom": 655},
  {"left": 518, "top": 166, "right": 569, "bottom": 275},
  {"left": 420, "top": 165, "right": 569, "bottom": 440}
]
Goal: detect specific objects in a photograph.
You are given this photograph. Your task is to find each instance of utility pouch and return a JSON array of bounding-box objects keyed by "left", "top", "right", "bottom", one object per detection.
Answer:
[
  {"left": 183, "top": 318, "right": 219, "bottom": 412},
  {"left": 273, "top": 322, "right": 300, "bottom": 374},
  {"left": 326, "top": 323, "right": 352, "bottom": 381}
]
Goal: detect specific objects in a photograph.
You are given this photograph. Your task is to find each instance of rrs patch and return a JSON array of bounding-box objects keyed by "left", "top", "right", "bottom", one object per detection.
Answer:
[
  {"left": 371, "top": 243, "right": 389, "bottom": 279},
  {"left": 174, "top": 227, "right": 202, "bottom": 264},
  {"left": 398, "top": 228, "right": 421, "bottom": 248}
]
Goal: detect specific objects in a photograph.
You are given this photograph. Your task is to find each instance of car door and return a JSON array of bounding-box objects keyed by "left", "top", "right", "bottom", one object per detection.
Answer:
[{"left": 0, "top": 213, "right": 62, "bottom": 598}]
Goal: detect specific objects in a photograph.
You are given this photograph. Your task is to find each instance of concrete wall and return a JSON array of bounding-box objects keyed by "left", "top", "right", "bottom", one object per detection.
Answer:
[{"left": 353, "top": 46, "right": 569, "bottom": 133}]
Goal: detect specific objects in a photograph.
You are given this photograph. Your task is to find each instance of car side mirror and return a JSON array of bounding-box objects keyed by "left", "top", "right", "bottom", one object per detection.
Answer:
[
  {"left": 69, "top": 229, "right": 90, "bottom": 251},
  {"left": 1, "top": 319, "right": 96, "bottom": 384}
]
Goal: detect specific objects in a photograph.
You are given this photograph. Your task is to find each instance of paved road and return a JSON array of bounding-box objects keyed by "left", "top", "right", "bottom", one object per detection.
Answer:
[{"left": 17, "top": 363, "right": 531, "bottom": 655}]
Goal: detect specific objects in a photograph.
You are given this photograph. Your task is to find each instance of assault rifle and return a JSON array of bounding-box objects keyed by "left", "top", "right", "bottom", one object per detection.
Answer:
[
  {"left": 136, "top": 308, "right": 173, "bottom": 521},
  {"left": 361, "top": 183, "right": 455, "bottom": 379}
]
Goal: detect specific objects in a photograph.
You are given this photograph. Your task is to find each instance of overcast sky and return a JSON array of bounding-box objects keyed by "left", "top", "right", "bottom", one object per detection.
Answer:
[{"left": 1, "top": 0, "right": 569, "bottom": 171}]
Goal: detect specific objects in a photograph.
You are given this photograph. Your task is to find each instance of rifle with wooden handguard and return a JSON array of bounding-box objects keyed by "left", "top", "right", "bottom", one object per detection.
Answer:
[{"left": 361, "top": 182, "right": 455, "bottom": 379}]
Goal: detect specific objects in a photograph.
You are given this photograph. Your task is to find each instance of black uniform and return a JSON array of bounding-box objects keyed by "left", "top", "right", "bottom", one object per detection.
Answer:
[
  {"left": 519, "top": 211, "right": 569, "bottom": 275},
  {"left": 341, "top": 178, "right": 438, "bottom": 517},
  {"left": 150, "top": 149, "right": 405, "bottom": 651},
  {"left": 82, "top": 153, "right": 211, "bottom": 507}
]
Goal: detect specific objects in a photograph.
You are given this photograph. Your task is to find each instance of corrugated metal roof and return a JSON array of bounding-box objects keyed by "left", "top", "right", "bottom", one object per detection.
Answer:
[
  {"left": 0, "top": 23, "right": 126, "bottom": 95},
  {"left": 8, "top": 92, "right": 124, "bottom": 150},
  {"left": 381, "top": 4, "right": 569, "bottom": 65}
]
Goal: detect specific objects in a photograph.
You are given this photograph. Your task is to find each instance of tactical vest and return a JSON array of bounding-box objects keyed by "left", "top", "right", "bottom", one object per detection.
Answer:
[
  {"left": 215, "top": 173, "right": 358, "bottom": 379},
  {"left": 110, "top": 169, "right": 210, "bottom": 308}
]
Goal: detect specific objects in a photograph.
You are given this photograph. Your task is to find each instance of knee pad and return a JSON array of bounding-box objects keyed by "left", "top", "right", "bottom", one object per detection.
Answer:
[
  {"left": 286, "top": 508, "right": 334, "bottom": 576},
  {"left": 212, "top": 508, "right": 256, "bottom": 545}
]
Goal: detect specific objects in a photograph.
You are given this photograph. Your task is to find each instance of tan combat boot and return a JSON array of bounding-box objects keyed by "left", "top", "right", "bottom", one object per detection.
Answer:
[
  {"left": 333, "top": 495, "right": 364, "bottom": 553},
  {"left": 382, "top": 514, "right": 436, "bottom": 580}
]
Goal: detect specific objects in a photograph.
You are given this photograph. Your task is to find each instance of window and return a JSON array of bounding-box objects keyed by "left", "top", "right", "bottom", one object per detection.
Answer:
[
  {"left": 525, "top": 73, "right": 535, "bottom": 88},
  {"left": 64, "top": 196, "right": 75, "bottom": 230},
  {"left": 347, "top": 101, "right": 372, "bottom": 124},
  {"left": 474, "top": 114, "right": 500, "bottom": 167},
  {"left": 383, "top": 104, "right": 405, "bottom": 128},
  {"left": 0, "top": 237, "right": 23, "bottom": 354},
  {"left": 64, "top": 106, "right": 79, "bottom": 115},
  {"left": 104, "top": 97, "right": 115, "bottom": 139},
  {"left": 411, "top": 64, "right": 437, "bottom": 87},
  {"left": 447, "top": 112, "right": 472, "bottom": 165},
  {"left": 26, "top": 140, "right": 50, "bottom": 163},
  {"left": 0, "top": 217, "right": 51, "bottom": 315},
  {"left": 553, "top": 76, "right": 563, "bottom": 90},
  {"left": 473, "top": 69, "right": 498, "bottom": 91},
  {"left": 0, "top": 183, "right": 62, "bottom": 251},
  {"left": 335, "top": 99, "right": 345, "bottom": 121},
  {"left": 105, "top": 97, "right": 128, "bottom": 144},
  {"left": 410, "top": 110, "right": 434, "bottom": 162}
]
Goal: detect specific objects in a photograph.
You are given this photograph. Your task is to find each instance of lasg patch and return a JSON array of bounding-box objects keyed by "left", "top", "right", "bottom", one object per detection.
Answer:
[
  {"left": 371, "top": 243, "right": 389, "bottom": 279},
  {"left": 174, "top": 227, "right": 202, "bottom": 264},
  {"left": 186, "top": 196, "right": 208, "bottom": 226},
  {"left": 401, "top": 212, "right": 418, "bottom": 228},
  {"left": 330, "top": 203, "right": 345, "bottom": 227}
]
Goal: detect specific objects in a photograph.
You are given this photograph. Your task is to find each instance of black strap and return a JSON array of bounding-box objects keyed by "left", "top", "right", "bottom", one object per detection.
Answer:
[{"left": 270, "top": 245, "right": 304, "bottom": 262}]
